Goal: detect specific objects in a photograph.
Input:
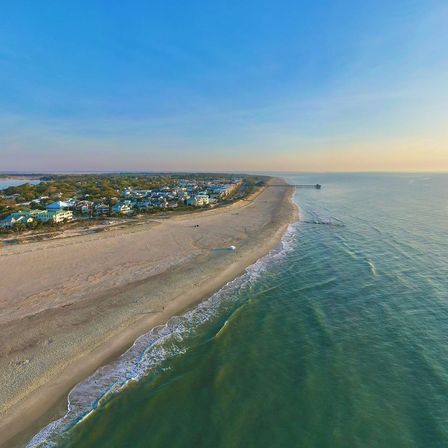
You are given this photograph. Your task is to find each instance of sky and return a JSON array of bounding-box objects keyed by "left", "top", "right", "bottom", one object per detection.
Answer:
[{"left": 0, "top": 0, "right": 447, "bottom": 172}]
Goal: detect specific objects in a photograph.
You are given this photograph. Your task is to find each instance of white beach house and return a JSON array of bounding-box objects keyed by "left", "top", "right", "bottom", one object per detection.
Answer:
[
  {"left": 187, "top": 194, "right": 210, "bottom": 206},
  {"left": 111, "top": 202, "right": 132, "bottom": 214}
]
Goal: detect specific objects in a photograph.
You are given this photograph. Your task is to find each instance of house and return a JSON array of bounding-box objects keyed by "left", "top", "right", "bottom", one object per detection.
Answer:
[
  {"left": 134, "top": 201, "right": 151, "bottom": 210},
  {"left": 75, "top": 200, "right": 94, "bottom": 214},
  {"left": 177, "top": 191, "right": 190, "bottom": 201},
  {"left": 208, "top": 183, "right": 238, "bottom": 198},
  {"left": 0, "top": 209, "right": 73, "bottom": 227},
  {"left": 152, "top": 198, "right": 168, "bottom": 208},
  {"left": 134, "top": 189, "right": 152, "bottom": 197},
  {"left": 0, "top": 210, "right": 41, "bottom": 228},
  {"left": 94, "top": 203, "right": 110, "bottom": 215},
  {"left": 65, "top": 199, "right": 77, "bottom": 209},
  {"left": 46, "top": 201, "right": 69, "bottom": 210},
  {"left": 120, "top": 188, "right": 133, "bottom": 198},
  {"left": 44, "top": 210, "right": 73, "bottom": 223},
  {"left": 209, "top": 185, "right": 229, "bottom": 198},
  {"left": 187, "top": 194, "right": 210, "bottom": 206},
  {"left": 112, "top": 203, "right": 132, "bottom": 215},
  {"left": 0, "top": 214, "right": 29, "bottom": 228},
  {"left": 31, "top": 210, "right": 73, "bottom": 223}
]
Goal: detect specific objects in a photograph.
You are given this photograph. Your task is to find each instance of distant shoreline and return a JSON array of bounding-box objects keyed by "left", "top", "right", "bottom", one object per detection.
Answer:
[
  {"left": 0, "top": 178, "right": 41, "bottom": 192},
  {"left": 0, "top": 176, "right": 41, "bottom": 181}
]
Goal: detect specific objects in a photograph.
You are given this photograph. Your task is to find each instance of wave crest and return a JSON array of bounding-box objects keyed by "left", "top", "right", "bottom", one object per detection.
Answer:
[{"left": 27, "top": 221, "right": 299, "bottom": 448}]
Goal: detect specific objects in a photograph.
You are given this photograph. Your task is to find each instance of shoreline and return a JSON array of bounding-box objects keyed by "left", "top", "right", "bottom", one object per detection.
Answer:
[{"left": 0, "top": 178, "right": 298, "bottom": 447}]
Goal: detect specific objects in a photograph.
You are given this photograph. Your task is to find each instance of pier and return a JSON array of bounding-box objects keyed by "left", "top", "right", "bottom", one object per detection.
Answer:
[{"left": 269, "top": 184, "right": 322, "bottom": 189}]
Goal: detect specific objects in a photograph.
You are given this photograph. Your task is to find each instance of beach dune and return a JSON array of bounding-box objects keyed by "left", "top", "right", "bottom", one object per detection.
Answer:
[{"left": 0, "top": 178, "right": 296, "bottom": 447}]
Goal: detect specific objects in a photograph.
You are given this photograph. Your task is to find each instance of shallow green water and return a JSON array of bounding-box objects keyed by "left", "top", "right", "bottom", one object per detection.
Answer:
[{"left": 32, "top": 173, "right": 448, "bottom": 448}]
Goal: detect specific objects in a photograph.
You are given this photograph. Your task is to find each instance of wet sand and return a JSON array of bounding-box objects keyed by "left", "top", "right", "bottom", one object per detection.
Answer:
[{"left": 0, "top": 178, "right": 297, "bottom": 447}]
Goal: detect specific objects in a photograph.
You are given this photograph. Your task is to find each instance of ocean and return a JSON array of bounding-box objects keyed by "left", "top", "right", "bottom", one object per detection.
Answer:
[{"left": 29, "top": 173, "right": 448, "bottom": 448}]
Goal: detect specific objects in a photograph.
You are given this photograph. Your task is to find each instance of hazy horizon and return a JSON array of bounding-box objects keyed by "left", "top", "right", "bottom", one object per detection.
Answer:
[
  {"left": 1, "top": 169, "right": 448, "bottom": 176},
  {"left": 1, "top": 1, "right": 447, "bottom": 172}
]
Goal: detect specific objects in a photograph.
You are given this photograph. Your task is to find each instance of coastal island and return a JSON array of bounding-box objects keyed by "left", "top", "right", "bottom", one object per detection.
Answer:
[{"left": 0, "top": 176, "right": 296, "bottom": 447}]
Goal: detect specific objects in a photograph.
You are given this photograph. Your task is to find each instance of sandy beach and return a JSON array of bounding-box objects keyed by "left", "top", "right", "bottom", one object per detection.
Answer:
[{"left": 0, "top": 178, "right": 297, "bottom": 447}]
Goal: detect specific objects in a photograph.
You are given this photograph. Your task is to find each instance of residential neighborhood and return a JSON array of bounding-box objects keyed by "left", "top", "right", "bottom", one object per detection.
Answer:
[{"left": 0, "top": 174, "right": 257, "bottom": 231}]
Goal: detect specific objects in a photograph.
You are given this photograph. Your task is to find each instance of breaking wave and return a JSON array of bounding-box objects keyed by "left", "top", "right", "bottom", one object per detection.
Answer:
[{"left": 27, "top": 221, "right": 300, "bottom": 448}]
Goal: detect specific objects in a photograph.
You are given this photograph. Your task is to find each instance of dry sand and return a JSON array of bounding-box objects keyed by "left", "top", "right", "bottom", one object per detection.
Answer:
[{"left": 0, "top": 178, "right": 297, "bottom": 447}]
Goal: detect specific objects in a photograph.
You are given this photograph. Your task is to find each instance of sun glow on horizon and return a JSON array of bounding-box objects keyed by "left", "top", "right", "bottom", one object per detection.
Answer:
[{"left": 1, "top": 1, "right": 448, "bottom": 171}]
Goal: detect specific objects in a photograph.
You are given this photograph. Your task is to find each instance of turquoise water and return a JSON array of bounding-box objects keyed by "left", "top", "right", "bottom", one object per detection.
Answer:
[
  {"left": 30, "top": 173, "right": 448, "bottom": 448},
  {"left": 0, "top": 179, "right": 40, "bottom": 190}
]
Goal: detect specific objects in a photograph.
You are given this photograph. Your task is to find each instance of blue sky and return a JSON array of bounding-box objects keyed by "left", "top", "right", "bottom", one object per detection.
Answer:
[{"left": 1, "top": 0, "right": 447, "bottom": 171}]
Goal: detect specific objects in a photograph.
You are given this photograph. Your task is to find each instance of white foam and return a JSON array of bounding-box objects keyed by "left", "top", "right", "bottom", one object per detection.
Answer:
[
  {"left": 27, "top": 216, "right": 300, "bottom": 448},
  {"left": 368, "top": 260, "right": 378, "bottom": 276}
]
